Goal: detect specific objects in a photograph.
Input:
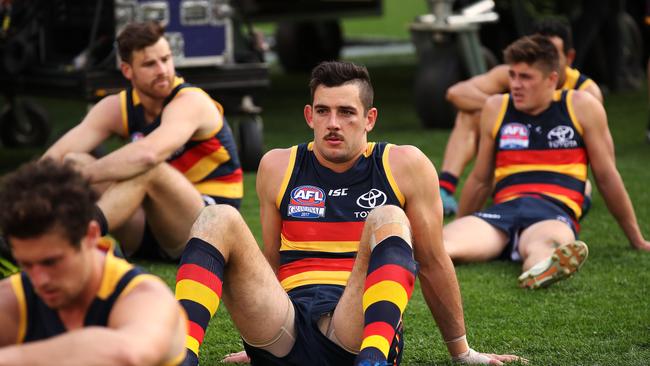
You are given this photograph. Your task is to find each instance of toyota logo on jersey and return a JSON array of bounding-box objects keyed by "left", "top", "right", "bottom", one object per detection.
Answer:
[
  {"left": 356, "top": 189, "right": 387, "bottom": 209},
  {"left": 288, "top": 185, "right": 326, "bottom": 218}
]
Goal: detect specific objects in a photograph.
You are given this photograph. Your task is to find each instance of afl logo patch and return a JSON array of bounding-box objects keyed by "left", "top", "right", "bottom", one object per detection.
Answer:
[
  {"left": 499, "top": 122, "right": 529, "bottom": 150},
  {"left": 288, "top": 185, "right": 326, "bottom": 218}
]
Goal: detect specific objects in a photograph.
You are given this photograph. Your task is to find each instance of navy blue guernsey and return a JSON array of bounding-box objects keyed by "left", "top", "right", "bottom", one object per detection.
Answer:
[
  {"left": 276, "top": 142, "right": 405, "bottom": 292},
  {"left": 119, "top": 76, "right": 243, "bottom": 201},
  {"left": 10, "top": 251, "right": 147, "bottom": 342},
  {"left": 492, "top": 89, "right": 588, "bottom": 221}
]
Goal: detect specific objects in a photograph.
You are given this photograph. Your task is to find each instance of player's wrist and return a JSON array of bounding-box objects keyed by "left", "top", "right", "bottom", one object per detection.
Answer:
[{"left": 444, "top": 334, "right": 469, "bottom": 358}]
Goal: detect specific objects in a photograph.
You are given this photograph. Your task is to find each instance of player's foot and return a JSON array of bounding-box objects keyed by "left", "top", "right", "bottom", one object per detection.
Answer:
[
  {"left": 518, "top": 241, "right": 589, "bottom": 289},
  {"left": 440, "top": 188, "right": 458, "bottom": 217}
]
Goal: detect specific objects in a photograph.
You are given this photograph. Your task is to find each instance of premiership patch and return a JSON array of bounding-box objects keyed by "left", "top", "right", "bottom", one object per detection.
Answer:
[
  {"left": 288, "top": 185, "right": 326, "bottom": 218},
  {"left": 499, "top": 122, "right": 529, "bottom": 149}
]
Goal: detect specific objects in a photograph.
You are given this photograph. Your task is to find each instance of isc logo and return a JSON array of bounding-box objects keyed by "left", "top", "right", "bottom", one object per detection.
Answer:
[{"left": 290, "top": 185, "right": 326, "bottom": 206}]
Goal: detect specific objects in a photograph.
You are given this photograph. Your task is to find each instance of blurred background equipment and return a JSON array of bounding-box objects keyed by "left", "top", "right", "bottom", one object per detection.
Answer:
[{"left": 0, "top": 0, "right": 269, "bottom": 170}]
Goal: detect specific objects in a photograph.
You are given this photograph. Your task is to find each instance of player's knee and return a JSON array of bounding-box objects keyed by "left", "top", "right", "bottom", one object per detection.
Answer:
[
  {"left": 191, "top": 204, "right": 242, "bottom": 237},
  {"left": 365, "top": 205, "right": 412, "bottom": 250}
]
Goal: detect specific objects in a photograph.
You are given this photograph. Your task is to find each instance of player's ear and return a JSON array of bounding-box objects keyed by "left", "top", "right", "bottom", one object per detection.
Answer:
[
  {"left": 120, "top": 61, "right": 133, "bottom": 80},
  {"left": 566, "top": 48, "right": 576, "bottom": 66},
  {"left": 304, "top": 104, "right": 314, "bottom": 129},
  {"left": 365, "top": 107, "right": 378, "bottom": 132}
]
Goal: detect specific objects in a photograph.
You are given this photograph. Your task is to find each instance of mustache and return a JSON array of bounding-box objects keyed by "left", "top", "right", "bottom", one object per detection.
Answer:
[{"left": 324, "top": 132, "right": 343, "bottom": 140}]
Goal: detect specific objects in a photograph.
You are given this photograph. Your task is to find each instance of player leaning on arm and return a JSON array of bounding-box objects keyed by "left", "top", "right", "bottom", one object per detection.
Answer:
[
  {"left": 444, "top": 35, "right": 650, "bottom": 291},
  {"left": 174, "top": 61, "right": 524, "bottom": 365},
  {"left": 43, "top": 21, "right": 242, "bottom": 262},
  {"left": 0, "top": 159, "right": 187, "bottom": 366}
]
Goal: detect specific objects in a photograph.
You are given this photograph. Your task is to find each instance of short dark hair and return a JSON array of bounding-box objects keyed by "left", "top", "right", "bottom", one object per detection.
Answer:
[
  {"left": 0, "top": 159, "right": 98, "bottom": 248},
  {"left": 504, "top": 35, "right": 560, "bottom": 76},
  {"left": 116, "top": 21, "right": 166, "bottom": 63},
  {"left": 532, "top": 18, "right": 573, "bottom": 54},
  {"left": 309, "top": 61, "right": 374, "bottom": 112}
]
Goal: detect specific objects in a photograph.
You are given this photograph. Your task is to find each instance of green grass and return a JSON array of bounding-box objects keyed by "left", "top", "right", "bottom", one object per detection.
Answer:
[
  {"left": 2, "top": 2, "right": 650, "bottom": 362},
  {"left": 2, "top": 57, "right": 649, "bottom": 365}
]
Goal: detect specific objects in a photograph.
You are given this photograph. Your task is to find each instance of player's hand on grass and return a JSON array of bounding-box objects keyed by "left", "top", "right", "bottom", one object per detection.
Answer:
[
  {"left": 453, "top": 349, "right": 528, "bottom": 364},
  {"left": 221, "top": 350, "right": 250, "bottom": 363}
]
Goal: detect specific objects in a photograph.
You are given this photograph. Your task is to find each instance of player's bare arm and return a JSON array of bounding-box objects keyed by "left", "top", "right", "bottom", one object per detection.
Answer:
[
  {"left": 456, "top": 95, "right": 502, "bottom": 216},
  {"left": 0, "top": 279, "right": 19, "bottom": 347},
  {"left": 82, "top": 90, "right": 217, "bottom": 183},
  {"left": 257, "top": 148, "right": 292, "bottom": 272},
  {"left": 574, "top": 91, "right": 650, "bottom": 251},
  {"left": 0, "top": 277, "right": 185, "bottom": 366},
  {"left": 582, "top": 81, "right": 604, "bottom": 104},
  {"left": 387, "top": 145, "right": 469, "bottom": 353},
  {"left": 446, "top": 65, "right": 510, "bottom": 112},
  {"left": 43, "top": 95, "right": 124, "bottom": 161}
]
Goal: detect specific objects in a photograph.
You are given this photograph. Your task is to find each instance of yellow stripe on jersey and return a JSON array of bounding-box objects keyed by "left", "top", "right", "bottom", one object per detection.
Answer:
[
  {"left": 279, "top": 235, "right": 358, "bottom": 253},
  {"left": 184, "top": 147, "right": 231, "bottom": 182},
  {"left": 118, "top": 274, "right": 166, "bottom": 301},
  {"left": 382, "top": 144, "right": 405, "bottom": 206},
  {"left": 175, "top": 279, "right": 220, "bottom": 315},
  {"left": 491, "top": 95, "right": 510, "bottom": 138},
  {"left": 360, "top": 335, "right": 391, "bottom": 358},
  {"left": 194, "top": 180, "right": 243, "bottom": 199},
  {"left": 566, "top": 90, "right": 584, "bottom": 135},
  {"left": 577, "top": 78, "right": 594, "bottom": 91},
  {"left": 364, "top": 142, "right": 376, "bottom": 157},
  {"left": 9, "top": 274, "right": 26, "bottom": 344},
  {"left": 280, "top": 270, "right": 351, "bottom": 291},
  {"left": 362, "top": 281, "right": 409, "bottom": 313},
  {"left": 562, "top": 67, "right": 579, "bottom": 90},
  {"left": 97, "top": 251, "right": 134, "bottom": 300},
  {"left": 276, "top": 146, "right": 298, "bottom": 209},
  {"left": 494, "top": 163, "right": 587, "bottom": 182}
]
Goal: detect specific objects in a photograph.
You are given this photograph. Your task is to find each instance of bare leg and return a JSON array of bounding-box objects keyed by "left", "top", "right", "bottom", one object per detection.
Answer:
[
  {"left": 517, "top": 220, "right": 575, "bottom": 271},
  {"left": 443, "top": 216, "right": 508, "bottom": 263},
  {"left": 517, "top": 220, "right": 587, "bottom": 289},
  {"left": 330, "top": 205, "right": 415, "bottom": 353},
  {"left": 176, "top": 205, "right": 295, "bottom": 357},
  {"left": 440, "top": 111, "right": 481, "bottom": 177},
  {"left": 98, "top": 163, "right": 204, "bottom": 258}
]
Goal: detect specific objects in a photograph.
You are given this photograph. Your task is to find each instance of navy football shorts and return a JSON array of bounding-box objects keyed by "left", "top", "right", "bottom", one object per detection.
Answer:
[
  {"left": 243, "top": 284, "right": 404, "bottom": 366},
  {"left": 473, "top": 196, "right": 578, "bottom": 261}
]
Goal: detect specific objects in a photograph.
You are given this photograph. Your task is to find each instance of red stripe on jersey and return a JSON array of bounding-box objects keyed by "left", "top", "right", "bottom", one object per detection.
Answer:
[
  {"left": 176, "top": 264, "right": 223, "bottom": 295},
  {"left": 282, "top": 221, "right": 365, "bottom": 242},
  {"left": 278, "top": 257, "right": 355, "bottom": 282},
  {"left": 496, "top": 148, "right": 587, "bottom": 167},
  {"left": 188, "top": 321, "right": 206, "bottom": 343},
  {"left": 494, "top": 183, "right": 584, "bottom": 206},
  {"left": 171, "top": 138, "right": 223, "bottom": 173},
  {"left": 362, "top": 321, "right": 396, "bottom": 343},
  {"left": 364, "top": 264, "right": 416, "bottom": 297},
  {"left": 205, "top": 168, "right": 243, "bottom": 183}
]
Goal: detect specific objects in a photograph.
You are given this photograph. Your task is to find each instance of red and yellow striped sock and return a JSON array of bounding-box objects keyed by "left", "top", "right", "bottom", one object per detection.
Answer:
[
  {"left": 355, "top": 236, "right": 417, "bottom": 366},
  {"left": 175, "top": 238, "right": 225, "bottom": 366}
]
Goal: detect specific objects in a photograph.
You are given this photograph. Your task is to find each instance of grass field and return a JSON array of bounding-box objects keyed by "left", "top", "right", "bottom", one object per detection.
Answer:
[{"left": 1, "top": 1, "right": 649, "bottom": 364}]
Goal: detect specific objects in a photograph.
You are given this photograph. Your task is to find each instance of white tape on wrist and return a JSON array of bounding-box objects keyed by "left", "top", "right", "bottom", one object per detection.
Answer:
[{"left": 451, "top": 348, "right": 492, "bottom": 364}]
